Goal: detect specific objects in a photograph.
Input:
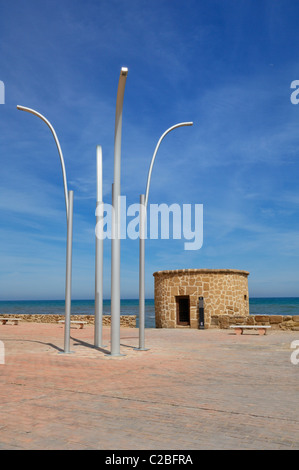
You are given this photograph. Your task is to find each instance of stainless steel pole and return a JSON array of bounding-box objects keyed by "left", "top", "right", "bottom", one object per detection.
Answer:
[
  {"left": 111, "top": 67, "right": 128, "bottom": 357},
  {"left": 111, "top": 182, "right": 120, "bottom": 355},
  {"left": 135, "top": 194, "right": 148, "bottom": 351},
  {"left": 64, "top": 190, "right": 74, "bottom": 353},
  {"left": 144, "top": 122, "right": 193, "bottom": 208},
  {"left": 16, "top": 106, "right": 69, "bottom": 215},
  {"left": 138, "top": 122, "right": 194, "bottom": 350},
  {"left": 95, "top": 146, "right": 104, "bottom": 348},
  {"left": 17, "top": 105, "right": 73, "bottom": 355}
]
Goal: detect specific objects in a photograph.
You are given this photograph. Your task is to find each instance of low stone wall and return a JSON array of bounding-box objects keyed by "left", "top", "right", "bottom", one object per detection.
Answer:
[
  {"left": 210, "top": 314, "right": 299, "bottom": 331},
  {"left": 3, "top": 312, "right": 298, "bottom": 331},
  {"left": 0, "top": 314, "right": 136, "bottom": 328}
]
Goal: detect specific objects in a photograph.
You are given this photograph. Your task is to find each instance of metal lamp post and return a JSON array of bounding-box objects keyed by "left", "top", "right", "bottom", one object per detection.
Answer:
[
  {"left": 94, "top": 145, "right": 104, "bottom": 348},
  {"left": 17, "top": 105, "right": 74, "bottom": 354},
  {"left": 137, "top": 122, "right": 193, "bottom": 351},
  {"left": 110, "top": 67, "right": 128, "bottom": 356}
]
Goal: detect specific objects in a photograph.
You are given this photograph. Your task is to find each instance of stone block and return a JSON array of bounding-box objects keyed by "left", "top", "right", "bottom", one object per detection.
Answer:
[
  {"left": 269, "top": 323, "right": 280, "bottom": 330},
  {"left": 210, "top": 315, "right": 219, "bottom": 326},
  {"left": 232, "top": 315, "right": 246, "bottom": 323},
  {"left": 280, "top": 320, "right": 295, "bottom": 330},
  {"left": 269, "top": 315, "right": 283, "bottom": 324},
  {"left": 185, "top": 287, "right": 197, "bottom": 295},
  {"left": 218, "top": 316, "right": 230, "bottom": 329},
  {"left": 254, "top": 315, "right": 270, "bottom": 324}
]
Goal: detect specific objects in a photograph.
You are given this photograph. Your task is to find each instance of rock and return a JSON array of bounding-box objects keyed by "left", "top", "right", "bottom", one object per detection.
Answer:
[
  {"left": 219, "top": 316, "right": 230, "bottom": 329},
  {"left": 269, "top": 315, "right": 283, "bottom": 324},
  {"left": 254, "top": 315, "right": 270, "bottom": 323}
]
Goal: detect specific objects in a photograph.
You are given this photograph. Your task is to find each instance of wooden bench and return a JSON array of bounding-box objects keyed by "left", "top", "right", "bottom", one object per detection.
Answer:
[
  {"left": 58, "top": 320, "right": 87, "bottom": 329},
  {"left": 230, "top": 325, "right": 271, "bottom": 335},
  {"left": 1, "top": 318, "right": 19, "bottom": 325}
]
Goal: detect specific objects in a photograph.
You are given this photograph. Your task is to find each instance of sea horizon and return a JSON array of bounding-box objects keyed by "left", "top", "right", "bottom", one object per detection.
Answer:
[
  {"left": 0, "top": 297, "right": 299, "bottom": 329},
  {"left": 1, "top": 295, "right": 299, "bottom": 302}
]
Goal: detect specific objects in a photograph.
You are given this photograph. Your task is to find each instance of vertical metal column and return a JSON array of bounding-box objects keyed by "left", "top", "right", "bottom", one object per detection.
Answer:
[
  {"left": 111, "top": 183, "right": 121, "bottom": 355},
  {"left": 64, "top": 190, "right": 74, "bottom": 353},
  {"left": 95, "top": 146, "right": 104, "bottom": 348},
  {"left": 135, "top": 194, "right": 148, "bottom": 351},
  {"left": 111, "top": 67, "right": 128, "bottom": 357}
]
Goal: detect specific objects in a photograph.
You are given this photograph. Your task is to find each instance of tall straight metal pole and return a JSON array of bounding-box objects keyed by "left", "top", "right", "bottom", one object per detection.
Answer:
[
  {"left": 111, "top": 182, "right": 120, "bottom": 355},
  {"left": 64, "top": 190, "right": 74, "bottom": 353},
  {"left": 111, "top": 67, "right": 128, "bottom": 356},
  {"left": 95, "top": 146, "right": 104, "bottom": 348},
  {"left": 135, "top": 194, "right": 148, "bottom": 351}
]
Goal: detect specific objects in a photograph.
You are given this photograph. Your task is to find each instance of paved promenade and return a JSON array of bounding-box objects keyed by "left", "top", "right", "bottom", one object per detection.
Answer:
[{"left": 0, "top": 322, "right": 298, "bottom": 450}]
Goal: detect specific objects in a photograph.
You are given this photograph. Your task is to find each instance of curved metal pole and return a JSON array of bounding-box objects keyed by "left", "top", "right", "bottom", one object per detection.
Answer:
[
  {"left": 144, "top": 122, "right": 193, "bottom": 209},
  {"left": 111, "top": 67, "right": 128, "bottom": 357},
  {"left": 17, "top": 105, "right": 73, "bottom": 354},
  {"left": 137, "top": 121, "right": 193, "bottom": 351},
  {"left": 17, "top": 105, "right": 69, "bottom": 217}
]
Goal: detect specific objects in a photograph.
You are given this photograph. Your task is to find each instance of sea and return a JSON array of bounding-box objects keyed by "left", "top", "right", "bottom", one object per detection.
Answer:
[{"left": 0, "top": 297, "right": 299, "bottom": 328}]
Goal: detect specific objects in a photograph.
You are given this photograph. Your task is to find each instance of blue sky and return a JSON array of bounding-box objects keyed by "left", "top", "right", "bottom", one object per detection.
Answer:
[{"left": 1, "top": 0, "right": 299, "bottom": 300}]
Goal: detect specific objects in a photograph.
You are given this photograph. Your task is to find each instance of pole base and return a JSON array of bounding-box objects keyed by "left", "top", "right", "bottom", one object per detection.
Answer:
[
  {"left": 104, "top": 353, "right": 126, "bottom": 358},
  {"left": 134, "top": 347, "right": 150, "bottom": 351},
  {"left": 59, "top": 351, "right": 75, "bottom": 355}
]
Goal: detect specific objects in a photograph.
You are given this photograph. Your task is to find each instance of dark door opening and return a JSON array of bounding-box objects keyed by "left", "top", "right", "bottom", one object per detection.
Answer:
[{"left": 176, "top": 296, "right": 190, "bottom": 326}]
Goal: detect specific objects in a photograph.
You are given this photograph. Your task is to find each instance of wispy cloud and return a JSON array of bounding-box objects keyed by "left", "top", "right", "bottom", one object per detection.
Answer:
[{"left": 1, "top": 1, "right": 299, "bottom": 298}]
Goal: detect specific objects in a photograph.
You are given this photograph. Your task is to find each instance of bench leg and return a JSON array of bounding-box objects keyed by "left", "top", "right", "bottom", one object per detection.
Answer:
[
  {"left": 258, "top": 328, "right": 266, "bottom": 335},
  {"left": 2, "top": 320, "right": 7, "bottom": 325},
  {"left": 235, "top": 328, "right": 243, "bottom": 335},
  {"left": 79, "top": 323, "right": 84, "bottom": 329}
]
